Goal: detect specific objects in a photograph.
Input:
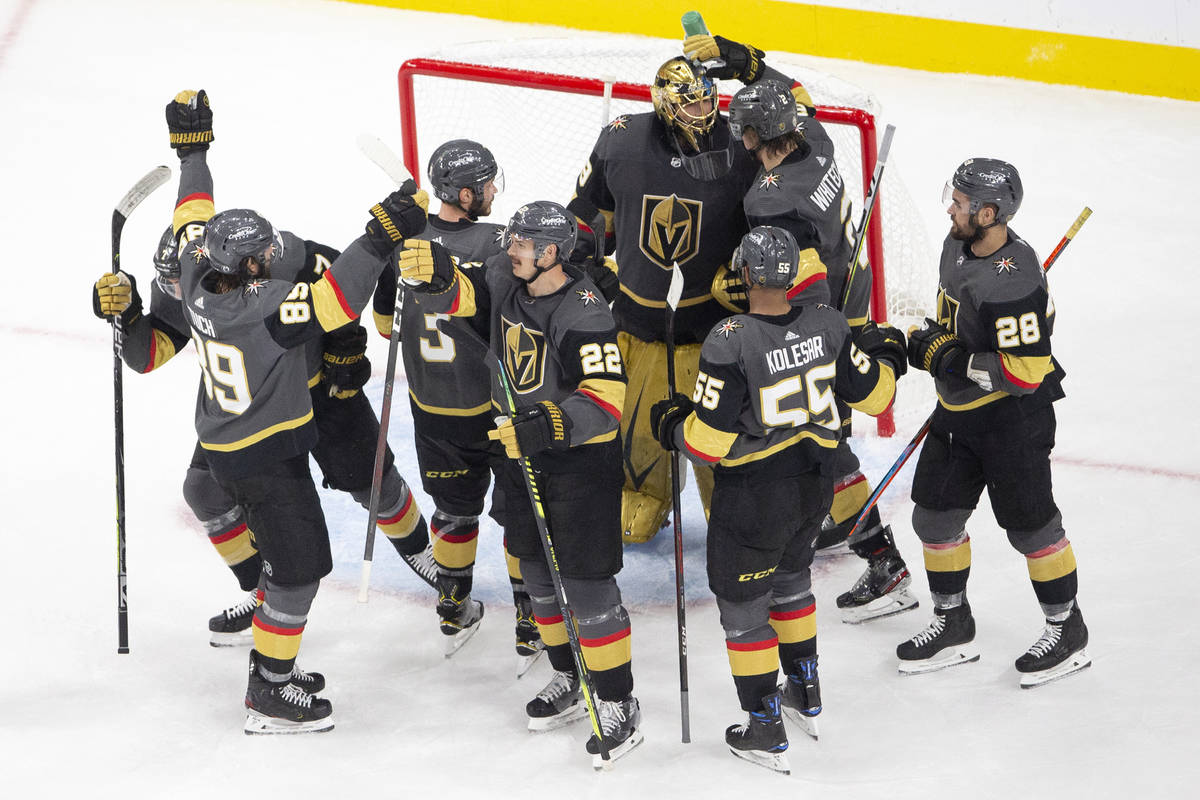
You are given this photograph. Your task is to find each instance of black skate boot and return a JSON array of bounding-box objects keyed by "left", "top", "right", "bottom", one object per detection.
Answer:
[
  {"left": 814, "top": 514, "right": 853, "bottom": 557},
  {"left": 290, "top": 663, "right": 325, "bottom": 694},
  {"left": 437, "top": 575, "right": 484, "bottom": 657},
  {"left": 837, "top": 538, "right": 919, "bottom": 623},
  {"left": 209, "top": 590, "right": 259, "bottom": 647},
  {"left": 1016, "top": 603, "right": 1091, "bottom": 688},
  {"left": 513, "top": 594, "right": 545, "bottom": 678},
  {"left": 244, "top": 650, "right": 333, "bottom": 735},
  {"left": 586, "top": 695, "right": 644, "bottom": 769},
  {"left": 779, "top": 655, "right": 821, "bottom": 740},
  {"left": 896, "top": 601, "right": 979, "bottom": 675},
  {"left": 526, "top": 669, "right": 586, "bottom": 731},
  {"left": 726, "top": 691, "right": 790, "bottom": 774}
]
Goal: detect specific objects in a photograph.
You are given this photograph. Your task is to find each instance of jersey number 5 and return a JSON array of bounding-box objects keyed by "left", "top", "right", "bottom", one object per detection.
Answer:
[{"left": 759, "top": 362, "right": 837, "bottom": 429}]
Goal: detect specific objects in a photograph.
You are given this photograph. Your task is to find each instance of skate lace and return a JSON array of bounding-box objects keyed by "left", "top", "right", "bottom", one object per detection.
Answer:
[
  {"left": 224, "top": 591, "right": 259, "bottom": 620},
  {"left": 1026, "top": 621, "right": 1063, "bottom": 658},
  {"left": 280, "top": 683, "right": 313, "bottom": 708},
  {"left": 909, "top": 614, "right": 947, "bottom": 646},
  {"left": 291, "top": 665, "right": 316, "bottom": 684},
  {"left": 405, "top": 546, "right": 438, "bottom": 583},
  {"left": 598, "top": 699, "right": 627, "bottom": 736},
  {"left": 536, "top": 671, "right": 576, "bottom": 703}
]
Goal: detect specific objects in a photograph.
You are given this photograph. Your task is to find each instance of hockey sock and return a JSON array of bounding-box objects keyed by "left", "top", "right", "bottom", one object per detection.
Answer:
[
  {"left": 251, "top": 581, "right": 318, "bottom": 681},
  {"left": 377, "top": 483, "right": 429, "bottom": 557},
  {"left": 202, "top": 507, "right": 262, "bottom": 592},
  {"left": 726, "top": 624, "right": 780, "bottom": 712},
  {"left": 830, "top": 471, "right": 871, "bottom": 528},
  {"left": 848, "top": 508, "right": 890, "bottom": 556},
  {"left": 505, "top": 541, "right": 526, "bottom": 600},
  {"left": 577, "top": 603, "right": 633, "bottom": 701},
  {"left": 769, "top": 595, "right": 817, "bottom": 669},
  {"left": 1024, "top": 537, "right": 1078, "bottom": 617},
  {"left": 922, "top": 532, "right": 971, "bottom": 599},
  {"left": 431, "top": 511, "right": 479, "bottom": 594}
]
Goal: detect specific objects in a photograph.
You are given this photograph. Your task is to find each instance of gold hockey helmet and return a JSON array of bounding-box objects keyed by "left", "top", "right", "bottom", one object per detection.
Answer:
[{"left": 651, "top": 57, "right": 718, "bottom": 152}]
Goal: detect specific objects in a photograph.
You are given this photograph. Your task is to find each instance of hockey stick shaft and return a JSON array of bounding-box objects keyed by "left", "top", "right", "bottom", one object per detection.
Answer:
[
  {"left": 356, "top": 133, "right": 416, "bottom": 602},
  {"left": 664, "top": 264, "right": 690, "bottom": 743},
  {"left": 841, "top": 124, "right": 896, "bottom": 311},
  {"left": 110, "top": 165, "right": 172, "bottom": 654},
  {"left": 846, "top": 206, "right": 1092, "bottom": 541}
]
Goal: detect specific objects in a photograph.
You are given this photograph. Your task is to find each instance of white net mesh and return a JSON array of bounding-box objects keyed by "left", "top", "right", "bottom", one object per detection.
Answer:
[{"left": 402, "top": 38, "right": 937, "bottom": 435}]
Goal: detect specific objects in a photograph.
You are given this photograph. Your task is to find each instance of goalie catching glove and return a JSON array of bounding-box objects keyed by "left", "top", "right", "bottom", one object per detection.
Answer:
[
  {"left": 166, "top": 89, "right": 213, "bottom": 154},
  {"left": 907, "top": 318, "right": 968, "bottom": 381},
  {"left": 364, "top": 185, "right": 430, "bottom": 258},
  {"left": 682, "top": 34, "right": 765, "bottom": 84},
  {"left": 321, "top": 325, "right": 370, "bottom": 399},
  {"left": 92, "top": 271, "right": 143, "bottom": 327},
  {"left": 487, "top": 401, "right": 572, "bottom": 459},
  {"left": 649, "top": 393, "right": 694, "bottom": 452},
  {"left": 854, "top": 321, "right": 908, "bottom": 377}
]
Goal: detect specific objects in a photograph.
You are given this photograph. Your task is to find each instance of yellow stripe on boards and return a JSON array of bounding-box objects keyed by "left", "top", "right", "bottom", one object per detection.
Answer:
[{"left": 343, "top": 0, "right": 1200, "bottom": 101}]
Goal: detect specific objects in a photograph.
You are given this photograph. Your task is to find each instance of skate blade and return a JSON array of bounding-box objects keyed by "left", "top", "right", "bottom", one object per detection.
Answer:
[
  {"left": 898, "top": 644, "right": 980, "bottom": 675},
  {"left": 515, "top": 646, "right": 546, "bottom": 679},
  {"left": 814, "top": 540, "right": 853, "bottom": 559},
  {"left": 729, "top": 747, "right": 791, "bottom": 775},
  {"left": 592, "top": 729, "right": 645, "bottom": 770},
  {"left": 209, "top": 629, "right": 254, "bottom": 648},
  {"left": 1019, "top": 649, "right": 1092, "bottom": 689},
  {"left": 442, "top": 620, "right": 483, "bottom": 658},
  {"left": 840, "top": 591, "right": 919, "bottom": 624},
  {"left": 781, "top": 706, "right": 819, "bottom": 741},
  {"left": 527, "top": 701, "right": 588, "bottom": 732},
  {"left": 244, "top": 710, "right": 334, "bottom": 735}
]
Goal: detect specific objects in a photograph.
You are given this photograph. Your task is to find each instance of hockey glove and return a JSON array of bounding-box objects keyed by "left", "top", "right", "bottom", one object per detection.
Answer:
[
  {"left": 682, "top": 34, "right": 765, "bottom": 83},
  {"left": 907, "top": 319, "right": 968, "bottom": 380},
  {"left": 321, "top": 325, "right": 370, "bottom": 399},
  {"left": 854, "top": 321, "right": 908, "bottom": 378},
  {"left": 92, "top": 271, "right": 143, "bottom": 327},
  {"left": 650, "top": 393, "right": 694, "bottom": 452},
  {"left": 364, "top": 184, "right": 429, "bottom": 257},
  {"left": 397, "top": 240, "right": 455, "bottom": 292},
  {"left": 165, "top": 89, "right": 213, "bottom": 154},
  {"left": 487, "top": 401, "right": 573, "bottom": 460}
]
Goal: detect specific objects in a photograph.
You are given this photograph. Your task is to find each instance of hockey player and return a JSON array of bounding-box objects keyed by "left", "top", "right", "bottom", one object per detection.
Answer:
[
  {"left": 397, "top": 201, "right": 642, "bottom": 766},
  {"left": 727, "top": 78, "right": 918, "bottom": 622},
  {"left": 371, "top": 139, "right": 543, "bottom": 670},
  {"left": 649, "top": 226, "right": 905, "bottom": 772},
  {"left": 897, "top": 158, "right": 1089, "bottom": 688},
  {"left": 568, "top": 39, "right": 812, "bottom": 544},
  {"left": 94, "top": 123, "right": 436, "bottom": 651}
]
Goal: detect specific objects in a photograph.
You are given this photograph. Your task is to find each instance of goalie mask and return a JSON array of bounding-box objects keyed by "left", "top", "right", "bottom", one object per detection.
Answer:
[
  {"left": 945, "top": 158, "right": 1023, "bottom": 224},
  {"left": 203, "top": 209, "right": 284, "bottom": 279},
  {"left": 427, "top": 139, "right": 504, "bottom": 217},
  {"left": 152, "top": 225, "right": 182, "bottom": 300},
  {"left": 652, "top": 57, "right": 733, "bottom": 181},
  {"left": 733, "top": 225, "right": 800, "bottom": 289},
  {"left": 728, "top": 80, "right": 799, "bottom": 146}
]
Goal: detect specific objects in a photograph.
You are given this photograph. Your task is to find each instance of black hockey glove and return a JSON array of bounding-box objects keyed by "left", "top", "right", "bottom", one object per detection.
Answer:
[
  {"left": 682, "top": 34, "right": 765, "bottom": 83},
  {"left": 487, "top": 401, "right": 573, "bottom": 460},
  {"left": 321, "top": 325, "right": 370, "bottom": 399},
  {"left": 397, "top": 240, "right": 455, "bottom": 292},
  {"left": 364, "top": 183, "right": 429, "bottom": 258},
  {"left": 92, "top": 271, "right": 143, "bottom": 327},
  {"left": 907, "top": 319, "right": 968, "bottom": 380},
  {"left": 650, "top": 393, "right": 694, "bottom": 452},
  {"left": 854, "top": 321, "right": 908, "bottom": 378},
  {"left": 165, "top": 89, "right": 213, "bottom": 154}
]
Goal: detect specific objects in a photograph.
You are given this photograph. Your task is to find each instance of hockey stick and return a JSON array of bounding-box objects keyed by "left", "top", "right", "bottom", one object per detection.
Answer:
[
  {"left": 840, "top": 123, "right": 896, "bottom": 311},
  {"left": 110, "top": 164, "right": 172, "bottom": 654},
  {"left": 354, "top": 132, "right": 428, "bottom": 602},
  {"left": 845, "top": 206, "right": 1093, "bottom": 542},
  {"left": 664, "top": 262, "right": 691, "bottom": 744}
]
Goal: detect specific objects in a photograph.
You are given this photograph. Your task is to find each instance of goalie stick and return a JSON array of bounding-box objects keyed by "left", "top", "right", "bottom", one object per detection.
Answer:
[
  {"left": 845, "top": 206, "right": 1093, "bottom": 543},
  {"left": 354, "top": 132, "right": 433, "bottom": 602},
  {"left": 111, "top": 164, "right": 172, "bottom": 654}
]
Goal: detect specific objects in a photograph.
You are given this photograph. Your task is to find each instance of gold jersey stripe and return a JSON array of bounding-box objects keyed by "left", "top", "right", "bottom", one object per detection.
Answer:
[
  {"left": 850, "top": 363, "right": 896, "bottom": 417},
  {"left": 146, "top": 329, "right": 178, "bottom": 372},
  {"left": 923, "top": 539, "right": 972, "bottom": 573},
  {"left": 172, "top": 192, "right": 214, "bottom": 234},
  {"left": 408, "top": 390, "right": 492, "bottom": 417},
  {"left": 577, "top": 378, "right": 625, "bottom": 420},
  {"left": 1000, "top": 352, "right": 1053, "bottom": 389},
  {"left": 938, "top": 389, "right": 1009, "bottom": 412},
  {"left": 719, "top": 427, "right": 839, "bottom": 468},
  {"left": 791, "top": 84, "right": 815, "bottom": 109},
  {"left": 310, "top": 274, "right": 357, "bottom": 331},
  {"left": 682, "top": 414, "right": 738, "bottom": 462},
  {"left": 1027, "top": 542, "right": 1077, "bottom": 583},
  {"left": 200, "top": 410, "right": 313, "bottom": 452},
  {"left": 619, "top": 281, "right": 714, "bottom": 310},
  {"left": 447, "top": 270, "right": 477, "bottom": 317},
  {"left": 580, "top": 429, "right": 619, "bottom": 445}
]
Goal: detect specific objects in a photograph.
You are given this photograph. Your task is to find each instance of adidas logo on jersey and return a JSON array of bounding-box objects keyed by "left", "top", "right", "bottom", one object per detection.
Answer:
[
  {"left": 785, "top": 330, "right": 801, "bottom": 341},
  {"left": 817, "top": 156, "right": 827, "bottom": 167},
  {"left": 194, "top": 297, "right": 205, "bottom": 309}
]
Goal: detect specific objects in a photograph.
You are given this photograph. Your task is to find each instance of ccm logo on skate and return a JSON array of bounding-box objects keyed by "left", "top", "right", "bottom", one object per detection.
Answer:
[{"left": 737, "top": 566, "right": 777, "bottom": 582}]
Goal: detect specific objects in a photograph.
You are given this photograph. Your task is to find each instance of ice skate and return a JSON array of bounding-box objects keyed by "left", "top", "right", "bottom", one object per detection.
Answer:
[
  {"left": 726, "top": 692, "right": 790, "bottom": 775},
  {"left": 897, "top": 602, "right": 979, "bottom": 675},
  {"left": 837, "top": 546, "right": 919, "bottom": 624},
  {"left": 813, "top": 514, "right": 853, "bottom": 558},
  {"left": 779, "top": 655, "right": 821, "bottom": 740},
  {"left": 526, "top": 669, "right": 587, "bottom": 731},
  {"left": 514, "top": 595, "right": 545, "bottom": 679},
  {"left": 244, "top": 650, "right": 333, "bottom": 735},
  {"left": 401, "top": 541, "right": 438, "bottom": 590},
  {"left": 289, "top": 663, "right": 325, "bottom": 694},
  {"left": 1017, "top": 603, "right": 1091, "bottom": 689},
  {"left": 209, "top": 590, "right": 259, "bottom": 647},
  {"left": 436, "top": 574, "right": 484, "bottom": 657},
  {"left": 587, "top": 695, "right": 643, "bottom": 770}
]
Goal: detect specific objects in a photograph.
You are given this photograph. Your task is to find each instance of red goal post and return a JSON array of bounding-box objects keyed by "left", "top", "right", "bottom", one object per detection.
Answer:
[{"left": 397, "top": 57, "right": 897, "bottom": 437}]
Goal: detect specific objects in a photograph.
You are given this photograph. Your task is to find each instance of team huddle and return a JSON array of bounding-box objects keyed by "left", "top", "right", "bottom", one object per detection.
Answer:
[{"left": 91, "top": 28, "right": 1089, "bottom": 774}]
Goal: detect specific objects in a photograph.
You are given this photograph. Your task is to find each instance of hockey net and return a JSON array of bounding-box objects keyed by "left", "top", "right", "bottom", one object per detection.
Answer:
[{"left": 396, "top": 39, "right": 937, "bottom": 437}]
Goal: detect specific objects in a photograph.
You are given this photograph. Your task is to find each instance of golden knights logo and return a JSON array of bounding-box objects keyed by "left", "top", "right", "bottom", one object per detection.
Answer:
[
  {"left": 936, "top": 287, "right": 960, "bottom": 332},
  {"left": 501, "top": 316, "right": 547, "bottom": 394},
  {"left": 639, "top": 194, "right": 702, "bottom": 270}
]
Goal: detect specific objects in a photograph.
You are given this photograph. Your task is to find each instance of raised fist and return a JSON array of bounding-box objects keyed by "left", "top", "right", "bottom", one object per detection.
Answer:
[
  {"left": 92, "top": 271, "right": 143, "bottom": 326},
  {"left": 682, "top": 34, "right": 765, "bottom": 83},
  {"left": 166, "top": 89, "right": 213, "bottom": 154},
  {"left": 364, "top": 186, "right": 428, "bottom": 257}
]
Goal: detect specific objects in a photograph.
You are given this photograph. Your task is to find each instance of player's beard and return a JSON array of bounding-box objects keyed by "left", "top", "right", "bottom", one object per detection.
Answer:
[
  {"left": 949, "top": 214, "right": 980, "bottom": 243},
  {"left": 466, "top": 194, "right": 490, "bottom": 222}
]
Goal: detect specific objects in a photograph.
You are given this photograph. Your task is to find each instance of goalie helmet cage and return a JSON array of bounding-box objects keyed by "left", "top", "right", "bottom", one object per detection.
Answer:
[{"left": 396, "top": 49, "right": 937, "bottom": 437}]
